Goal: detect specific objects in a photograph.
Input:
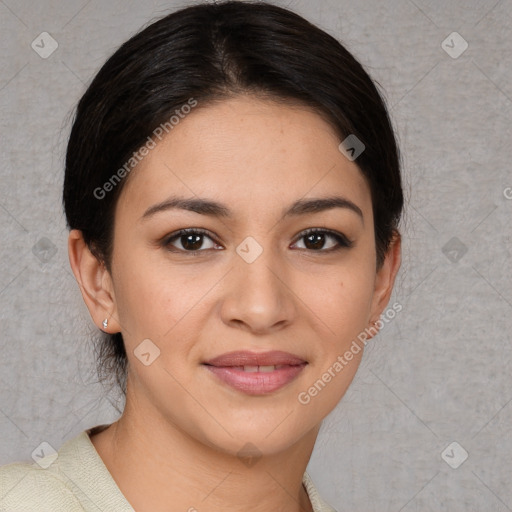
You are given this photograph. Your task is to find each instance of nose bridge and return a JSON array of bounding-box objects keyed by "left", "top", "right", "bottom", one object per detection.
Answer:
[
  {"left": 235, "top": 235, "right": 284, "bottom": 302},
  {"left": 220, "top": 235, "right": 295, "bottom": 332}
]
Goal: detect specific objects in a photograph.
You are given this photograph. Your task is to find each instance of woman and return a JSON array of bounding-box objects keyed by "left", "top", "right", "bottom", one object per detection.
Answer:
[{"left": 0, "top": 1, "right": 402, "bottom": 510}]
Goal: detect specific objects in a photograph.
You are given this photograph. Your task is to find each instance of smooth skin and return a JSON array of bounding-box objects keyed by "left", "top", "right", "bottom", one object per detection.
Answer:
[{"left": 68, "top": 95, "right": 401, "bottom": 512}]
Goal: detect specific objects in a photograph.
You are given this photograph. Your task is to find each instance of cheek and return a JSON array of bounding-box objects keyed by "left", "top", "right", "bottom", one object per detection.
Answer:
[
  {"left": 306, "top": 261, "right": 376, "bottom": 342},
  {"left": 110, "top": 246, "right": 170, "bottom": 338},
  {"left": 111, "top": 247, "right": 216, "bottom": 342}
]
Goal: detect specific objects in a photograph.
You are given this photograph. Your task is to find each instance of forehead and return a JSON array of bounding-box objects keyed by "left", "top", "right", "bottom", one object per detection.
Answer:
[{"left": 116, "top": 95, "right": 371, "bottom": 220}]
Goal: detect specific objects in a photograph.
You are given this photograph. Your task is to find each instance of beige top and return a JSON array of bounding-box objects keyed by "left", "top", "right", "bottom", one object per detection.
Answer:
[{"left": 0, "top": 424, "right": 337, "bottom": 511}]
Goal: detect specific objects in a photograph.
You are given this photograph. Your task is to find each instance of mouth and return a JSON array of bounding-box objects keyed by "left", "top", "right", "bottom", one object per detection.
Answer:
[{"left": 202, "top": 350, "right": 308, "bottom": 395}]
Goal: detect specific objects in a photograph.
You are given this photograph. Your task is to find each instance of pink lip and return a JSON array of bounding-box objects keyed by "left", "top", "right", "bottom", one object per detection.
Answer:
[
  {"left": 203, "top": 350, "right": 306, "bottom": 367},
  {"left": 202, "top": 350, "right": 308, "bottom": 395}
]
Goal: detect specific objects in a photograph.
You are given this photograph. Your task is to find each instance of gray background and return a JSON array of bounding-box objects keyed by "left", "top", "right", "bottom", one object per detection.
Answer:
[{"left": 1, "top": 0, "right": 511, "bottom": 510}]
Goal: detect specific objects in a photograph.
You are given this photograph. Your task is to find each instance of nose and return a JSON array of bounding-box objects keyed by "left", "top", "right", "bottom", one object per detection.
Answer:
[{"left": 219, "top": 246, "right": 297, "bottom": 334}]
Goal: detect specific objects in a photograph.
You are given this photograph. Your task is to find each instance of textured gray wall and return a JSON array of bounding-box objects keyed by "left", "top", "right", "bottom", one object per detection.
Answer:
[{"left": 1, "top": 0, "right": 511, "bottom": 510}]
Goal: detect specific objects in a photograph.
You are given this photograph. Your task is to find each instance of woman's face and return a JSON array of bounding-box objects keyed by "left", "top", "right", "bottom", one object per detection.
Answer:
[{"left": 107, "top": 95, "right": 398, "bottom": 455}]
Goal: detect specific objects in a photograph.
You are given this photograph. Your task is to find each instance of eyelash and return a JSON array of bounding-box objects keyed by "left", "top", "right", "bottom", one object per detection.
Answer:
[{"left": 161, "top": 227, "right": 353, "bottom": 254}]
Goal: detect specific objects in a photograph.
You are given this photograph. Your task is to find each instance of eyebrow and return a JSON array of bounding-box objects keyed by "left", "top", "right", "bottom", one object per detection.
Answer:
[{"left": 141, "top": 195, "right": 363, "bottom": 222}]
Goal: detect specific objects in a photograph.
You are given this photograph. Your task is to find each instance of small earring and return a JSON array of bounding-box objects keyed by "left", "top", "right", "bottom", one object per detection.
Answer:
[{"left": 102, "top": 318, "right": 108, "bottom": 329}]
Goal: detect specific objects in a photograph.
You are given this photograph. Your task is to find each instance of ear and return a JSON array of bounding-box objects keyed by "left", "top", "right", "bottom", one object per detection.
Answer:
[
  {"left": 67, "top": 229, "right": 121, "bottom": 333},
  {"left": 367, "top": 232, "right": 401, "bottom": 339}
]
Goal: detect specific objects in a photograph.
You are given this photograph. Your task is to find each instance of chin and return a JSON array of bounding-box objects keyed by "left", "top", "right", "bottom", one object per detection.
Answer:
[{"left": 193, "top": 414, "right": 315, "bottom": 459}]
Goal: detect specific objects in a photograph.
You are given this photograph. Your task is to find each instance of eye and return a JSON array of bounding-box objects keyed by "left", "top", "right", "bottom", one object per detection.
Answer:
[
  {"left": 291, "top": 228, "right": 353, "bottom": 252},
  {"left": 163, "top": 228, "right": 222, "bottom": 252},
  {"left": 161, "top": 227, "right": 352, "bottom": 254}
]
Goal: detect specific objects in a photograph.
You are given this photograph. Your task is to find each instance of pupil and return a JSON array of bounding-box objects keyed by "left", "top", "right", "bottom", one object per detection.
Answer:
[
  {"left": 182, "top": 234, "right": 203, "bottom": 250},
  {"left": 306, "top": 233, "right": 324, "bottom": 250}
]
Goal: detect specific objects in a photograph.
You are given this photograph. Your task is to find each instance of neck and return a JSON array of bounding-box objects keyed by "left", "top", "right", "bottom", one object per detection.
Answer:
[{"left": 91, "top": 383, "right": 320, "bottom": 512}]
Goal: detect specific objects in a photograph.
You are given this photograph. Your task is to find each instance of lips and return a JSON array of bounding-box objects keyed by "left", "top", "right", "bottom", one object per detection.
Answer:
[
  {"left": 203, "top": 350, "right": 307, "bottom": 367},
  {"left": 202, "top": 350, "right": 308, "bottom": 395}
]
